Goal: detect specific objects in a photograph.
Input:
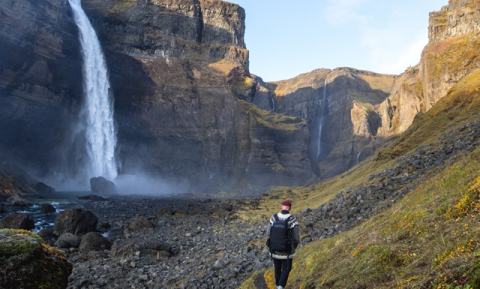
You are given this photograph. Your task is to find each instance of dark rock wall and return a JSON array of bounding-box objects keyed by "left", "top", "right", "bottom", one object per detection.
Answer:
[{"left": 0, "top": 0, "right": 83, "bottom": 175}]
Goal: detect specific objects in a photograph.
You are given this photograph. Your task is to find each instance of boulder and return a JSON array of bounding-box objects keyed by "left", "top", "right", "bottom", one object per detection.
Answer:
[
  {"left": 0, "top": 229, "right": 72, "bottom": 289},
  {"left": 53, "top": 208, "right": 98, "bottom": 236},
  {"left": 154, "top": 207, "right": 173, "bottom": 216},
  {"left": 0, "top": 212, "right": 35, "bottom": 230},
  {"left": 111, "top": 238, "right": 174, "bottom": 258},
  {"left": 79, "top": 232, "right": 111, "bottom": 253},
  {"left": 90, "top": 177, "right": 117, "bottom": 194},
  {"left": 38, "top": 228, "right": 55, "bottom": 238},
  {"left": 174, "top": 207, "right": 189, "bottom": 216},
  {"left": 35, "top": 182, "right": 55, "bottom": 194},
  {"left": 40, "top": 203, "right": 56, "bottom": 213},
  {"left": 128, "top": 217, "right": 155, "bottom": 231},
  {"left": 55, "top": 233, "right": 81, "bottom": 248}
]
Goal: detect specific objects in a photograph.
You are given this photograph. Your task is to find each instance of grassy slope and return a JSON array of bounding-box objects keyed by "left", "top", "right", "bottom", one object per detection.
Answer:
[{"left": 239, "top": 67, "right": 480, "bottom": 289}]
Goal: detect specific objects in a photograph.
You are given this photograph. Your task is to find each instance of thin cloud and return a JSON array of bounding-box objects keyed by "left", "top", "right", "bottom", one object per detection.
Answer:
[{"left": 325, "top": 0, "right": 371, "bottom": 25}]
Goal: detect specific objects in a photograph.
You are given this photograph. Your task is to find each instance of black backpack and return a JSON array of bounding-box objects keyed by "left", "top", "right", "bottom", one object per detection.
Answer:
[{"left": 268, "top": 214, "right": 293, "bottom": 254}]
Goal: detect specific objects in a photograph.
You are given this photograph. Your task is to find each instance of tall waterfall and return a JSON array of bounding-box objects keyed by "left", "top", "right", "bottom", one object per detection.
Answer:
[
  {"left": 69, "top": 0, "right": 117, "bottom": 181},
  {"left": 316, "top": 78, "right": 328, "bottom": 160}
]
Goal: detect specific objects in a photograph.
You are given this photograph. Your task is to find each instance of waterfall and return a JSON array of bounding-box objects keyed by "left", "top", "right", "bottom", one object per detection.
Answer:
[
  {"left": 316, "top": 78, "right": 328, "bottom": 160},
  {"left": 270, "top": 95, "right": 276, "bottom": 111},
  {"left": 69, "top": 0, "right": 117, "bottom": 181},
  {"left": 357, "top": 150, "right": 362, "bottom": 164}
]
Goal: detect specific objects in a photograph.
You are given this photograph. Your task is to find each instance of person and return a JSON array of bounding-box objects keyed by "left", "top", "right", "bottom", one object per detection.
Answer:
[{"left": 267, "top": 200, "right": 300, "bottom": 289}]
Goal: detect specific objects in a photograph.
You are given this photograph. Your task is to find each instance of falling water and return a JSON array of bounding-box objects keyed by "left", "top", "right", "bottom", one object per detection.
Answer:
[
  {"left": 316, "top": 78, "right": 328, "bottom": 160},
  {"left": 357, "top": 150, "right": 362, "bottom": 164},
  {"left": 69, "top": 0, "right": 117, "bottom": 180},
  {"left": 270, "top": 95, "right": 276, "bottom": 111}
]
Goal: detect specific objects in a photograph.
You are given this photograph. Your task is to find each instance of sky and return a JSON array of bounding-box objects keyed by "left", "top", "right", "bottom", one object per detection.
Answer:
[{"left": 228, "top": 0, "right": 449, "bottom": 82}]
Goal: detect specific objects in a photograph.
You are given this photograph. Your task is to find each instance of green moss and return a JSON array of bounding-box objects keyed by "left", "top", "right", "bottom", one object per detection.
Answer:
[
  {"left": 0, "top": 229, "right": 44, "bottom": 244},
  {"left": 0, "top": 232, "right": 42, "bottom": 259}
]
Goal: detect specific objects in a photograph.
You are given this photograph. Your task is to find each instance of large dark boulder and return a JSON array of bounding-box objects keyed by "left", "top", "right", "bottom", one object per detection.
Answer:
[
  {"left": 111, "top": 238, "right": 174, "bottom": 258},
  {"left": 0, "top": 229, "right": 72, "bottom": 289},
  {"left": 53, "top": 208, "right": 98, "bottom": 236},
  {"left": 79, "top": 232, "right": 111, "bottom": 253},
  {"left": 0, "top": 212, "right": 35, "bottom": 230},
  {"left": 55, "top": 233, "right": 81, "bottom": 249},
  {"left": 90, "top": 177, "right": 117, "bottom": 194},
  {"left": 41, "top": 203, "right": 56, "bottom": 213}
]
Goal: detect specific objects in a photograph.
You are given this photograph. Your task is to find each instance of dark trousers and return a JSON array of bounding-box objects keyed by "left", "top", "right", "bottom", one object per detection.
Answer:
[{"left": 273, "top": 258, "right": 293, "bottom": 287}]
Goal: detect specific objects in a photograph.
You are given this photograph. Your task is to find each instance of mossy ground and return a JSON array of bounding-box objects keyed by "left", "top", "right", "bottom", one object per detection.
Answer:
[
  {"left": 240, "top": 42, "right": 480, "bottom": 288},
  {"left": 240, "top": 148, "right": 480, "bottom": 289}
]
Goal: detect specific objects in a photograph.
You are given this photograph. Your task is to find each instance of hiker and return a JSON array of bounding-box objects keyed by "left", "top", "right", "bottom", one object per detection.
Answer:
[{"left": 266, "top": 200, "right": 300, "bottom": 289}]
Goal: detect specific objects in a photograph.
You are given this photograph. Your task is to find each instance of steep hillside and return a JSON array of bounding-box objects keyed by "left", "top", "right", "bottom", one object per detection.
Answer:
[
  {"left": 239, "top": 0, "right": 480, "bottom": 287},
  {"left": 243, "top": 0, "right": 480, "bottom": 183}
]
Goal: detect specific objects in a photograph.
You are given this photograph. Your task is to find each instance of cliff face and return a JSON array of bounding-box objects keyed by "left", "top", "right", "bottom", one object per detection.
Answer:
[
  {"left": 0, "top": 0, "right": 83, "bottom": 175},
  {"left": 3, "top": 0, "right": 480, "bottom": 194},
  {"left": 251, "top": 0, "right": 480, "bottom": 180},
  {"left": 251, "top": 68, "right": 395, "bottom": 178}
]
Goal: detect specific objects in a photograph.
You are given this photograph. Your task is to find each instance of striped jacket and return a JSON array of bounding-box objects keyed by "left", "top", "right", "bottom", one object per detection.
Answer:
[{"left": 267, "top": 210, "right": 300, "bottom": 259}]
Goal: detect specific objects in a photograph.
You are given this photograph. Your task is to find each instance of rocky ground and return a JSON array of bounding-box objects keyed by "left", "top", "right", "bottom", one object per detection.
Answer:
[
  {"left": 63, "top": 197, "right": 270, "bottom": 289},
  {"left": 2, "top": 121, "right": 480, "bottom": 289}
]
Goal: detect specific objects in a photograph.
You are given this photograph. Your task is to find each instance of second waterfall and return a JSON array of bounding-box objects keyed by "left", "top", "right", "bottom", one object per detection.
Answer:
[{"left": 69, "top": 0, "right": 118, "bottom": 181}]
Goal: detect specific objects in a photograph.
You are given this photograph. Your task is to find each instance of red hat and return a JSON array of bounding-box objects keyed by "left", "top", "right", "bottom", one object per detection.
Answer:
[{"left": 282, "top": 200, "right": 292, "bottom": 207}]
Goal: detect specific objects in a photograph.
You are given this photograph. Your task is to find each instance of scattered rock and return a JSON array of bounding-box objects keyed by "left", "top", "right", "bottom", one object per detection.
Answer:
[
  {"left": 154, "top": 207, "right": 173, "bottom": 216},
  {"left": 79, "top": 232, "right": 111, "bottom": 253},
  {"left": 55, "top": 233, "right": 81, "bottom": 248},
  {"left": 40, "top": 203, "right": 56, "bottom": 213},
  {"left": 175, "top": 207, "right": 189, "bottom": 216},
  {"left": 90, "top": 177, "right": 117, "bottom": 194},
  {"left": 128, "top": 217, "right": 155, "bottom": 231},
  {"left": 111, "top": 238, "right": 173, "bottom": 258},
  {"left": 54, "top": 208, "right": 98, "bottom": 236},
  {"left": 0, "top": 212, "right": 35, "bottom": 230}
]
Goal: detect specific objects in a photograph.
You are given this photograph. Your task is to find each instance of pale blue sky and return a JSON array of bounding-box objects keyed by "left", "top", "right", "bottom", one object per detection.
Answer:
[{"left": 229, "top": 0, "right": 449, "bottom": 81}]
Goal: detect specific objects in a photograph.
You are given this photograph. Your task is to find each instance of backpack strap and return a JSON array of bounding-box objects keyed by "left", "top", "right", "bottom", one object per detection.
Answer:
[{"left": 273, "top": 214, "right": 279, "bottom": 222}]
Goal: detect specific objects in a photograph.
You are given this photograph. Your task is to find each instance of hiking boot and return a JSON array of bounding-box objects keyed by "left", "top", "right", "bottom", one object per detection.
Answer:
[{"left": 277, "top": 286, "right": 284, "bottom": 289}]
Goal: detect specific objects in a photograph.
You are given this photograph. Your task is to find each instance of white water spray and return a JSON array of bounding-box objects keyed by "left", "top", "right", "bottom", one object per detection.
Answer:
[
  {"left": 316, "top": 78, "right": 328, "bottom": 160},
  {"left": 69, "top": 0, "right": 117, "bottom": 181},
  {"left": 270, "top": 95, "right": 276, "bottom": 111},
  {"left": 357, "top": 150, "right": 362, "bottom": 164}
]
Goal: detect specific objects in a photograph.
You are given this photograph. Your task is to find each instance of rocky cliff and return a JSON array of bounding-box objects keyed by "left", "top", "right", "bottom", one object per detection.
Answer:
[
  {"left": 0, "top": 0, "right": 83, "bottom": 178},
  {"left": 249, "top": 0, "right": 480, "bottom": 180},
  {"left": 0, "top": 0, "right": 314, "bottom": 194}
]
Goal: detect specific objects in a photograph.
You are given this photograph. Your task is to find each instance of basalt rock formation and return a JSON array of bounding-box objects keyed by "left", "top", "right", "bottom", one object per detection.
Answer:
[
  {"left": 2, "top": 0, "right": 480, "bottom": 194},
  {"left": 0, "top": 0, "right": 313, "bottom": 193},
  {"left": 247, "top": 0, "right": 480, "bottom": 180}
]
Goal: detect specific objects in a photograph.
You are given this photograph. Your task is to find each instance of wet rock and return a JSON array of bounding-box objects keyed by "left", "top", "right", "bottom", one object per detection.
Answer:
[
  {"left": 54, "top": 208, "right": 98, "bottom": 236},
  {"left": 41, "top": 203, "right": 56, "bottom": 213},
  {"left": 128, "top": 217, "right": 155, "bottom": 231},
  {"left": 90, "top": 177, "right": 117, "bottom": 194},
  {"left": 0, "top": 212, "right": 35, "bottom": 230},
  {"left": 55, "top": 233, "right": 81, "bottom": 248},
  {"left": 79, "top": 232, "right": 111, "bottom": 253}
]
